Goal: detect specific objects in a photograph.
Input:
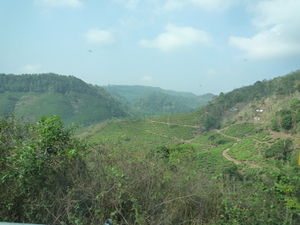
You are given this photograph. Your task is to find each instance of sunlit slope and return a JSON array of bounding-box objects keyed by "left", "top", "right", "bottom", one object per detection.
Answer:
[
  {"left": 82, "top": 70, "right": 300, "bottom": 175},
  {"left": 83, "top": 111, "right": 240, "bottom": 174}
]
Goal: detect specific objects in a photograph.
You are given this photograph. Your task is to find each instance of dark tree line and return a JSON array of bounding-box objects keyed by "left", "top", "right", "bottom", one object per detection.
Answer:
[
  {"left": 0, "top": 73, "right": 96, "bottom": 95},
  {"left": 0, "top": 73, "right": 131, "bottom": 123}
]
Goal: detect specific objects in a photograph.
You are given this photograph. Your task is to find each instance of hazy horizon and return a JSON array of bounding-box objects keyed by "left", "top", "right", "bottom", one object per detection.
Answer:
[{"left": 1, "top": 0, "right": 300, "bottom": 95}]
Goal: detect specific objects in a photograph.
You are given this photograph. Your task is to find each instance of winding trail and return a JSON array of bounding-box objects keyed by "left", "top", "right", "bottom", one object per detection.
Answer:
[
  {"left": 135, "top": 120, "right": 263, "bottom": 168},
  {"left": 222, "top": 144, "right": 241, "bottom": 165},
  {"left": 216, "top": 129, "right": 261, "bottom": 168},
  {"left": 222, "top": 146, "right": 261, "bottom": 168}
]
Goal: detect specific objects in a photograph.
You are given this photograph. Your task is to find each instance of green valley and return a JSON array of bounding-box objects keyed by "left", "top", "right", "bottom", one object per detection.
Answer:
[
  {"left": 102, "top": 84, "right": 215, "bottom": 115},
  {"left": 2, "top": 71, "right": 300, "bottom": 224}
]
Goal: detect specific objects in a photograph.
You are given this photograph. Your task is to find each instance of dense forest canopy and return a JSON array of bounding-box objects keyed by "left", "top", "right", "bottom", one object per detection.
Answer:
[
  {"left": 0, "top": 73, "right": 130, "bottom": 125},
  {"left": 102, "top": 84, "right": 215, "bottom": 115},
  {"left": 0, "top": 73, "right": 214, "bottom": 122},
  {"left": 0, "top": 73, "right": 95, "bottom": 95},
  {"left": 102, "top": 84, "right": 198, "bottom": 100}
]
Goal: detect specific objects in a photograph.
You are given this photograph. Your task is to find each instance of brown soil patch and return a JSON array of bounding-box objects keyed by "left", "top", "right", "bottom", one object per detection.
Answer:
[{"left": 269, "top": 131, "right": 294, "bottom": 140}]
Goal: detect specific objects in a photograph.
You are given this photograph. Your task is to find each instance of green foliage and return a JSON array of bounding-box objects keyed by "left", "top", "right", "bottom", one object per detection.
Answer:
[
  {"left": 215, "top": 166, "right": 300, "bottom": 225},
  {"left": 102, "top": 85, "right": 214, "bottom": 116},
  {"left": 196, "top": 143, "right": 235, "bottom": 174},
  {"left": 281, "top": 111, "right": 293, "bottom": 130},
  {"left": 133, "top": 91, "right": 190, "bottom": 114},
  {"left": 87, "top": 140, "right": 222, "bottom": 224},
  {"left": 3, "top": 69, "right": 300, "bottom": 224},
  {"left": 200, "top": 113, "right": 220, "bottom": 131},
  {"left": 0, "top": 73, "right": 92, "bottom": 94},
  {"left": 270, "top": 98, "right": 300, "bottom": 133},
  {"left": 222, "top": 123, "right": 258, "bottom": 138},
  {"left": 0, "top": 115, "right": 88, "bottom": 224},
  {"left": 103, "top": 84, "right": 199, "bottom": 100},
  {"left": 0, "top": 74, "right": 130, "bottom": 125},
  {"left": 253, "top": 132, "right": 271, "bottom": 141},
  {"left": 199, "top": 70, "right": 300, "bottom": 130},
  {"left": 228, "top": 138, "right": 258, "bottom": 161},
  {"left": 153, "top": 110, "right": 200, "bottom": 126},
  {"left": 265, "top": 138, "right": 294, "bottom": 160},
  {"left": 192, "top": 132, "right": 234, "bottom": 150},
  {"left": 222, "top": 164, "right": 243, "bottom": 180},
  {"left": 271, "top": 116, "right": 281, "bottom": 132}
]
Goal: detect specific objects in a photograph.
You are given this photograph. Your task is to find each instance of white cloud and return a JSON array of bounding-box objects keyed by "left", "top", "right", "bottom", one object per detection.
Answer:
[
  {"left": 189, "top": 0, "right": 236, "bottom": 11},
  {"left": 126, "top": 0, "right": 140, "bottom": 10},
  {"left": 113, "top": 0, "right": 141, "bottom": 10},
  {"left": 35, "top": 0, "right": 84, "bottom": 9},
  {"left": 206, "top": 69, "right": 218, "bottom": 76},
  {"left": 84, "top": 29, "right": 116, "bottom": 45},
  {"left": 139, "top": 24, "right": 212, "bottom": 52},
  {"left": 20, "top": 64, "right": 42, "bottom": 73},
  {"left": 157, "top": 0, "right": 236, "bottom": 12},
  {"left": 229, "top": 0, "right": 300, "bottom": 60},
  {"left": 141, "top": 76, "right": 153, "bottom": 82},
  {"left": 156, "top": 0, "right": 186, "bottom": 12},
  {"left": 252, "top": 0, "right": 300, "bottom": 28},
  {"left": 229, "top": 24, "right": 300, "bottom": 60},
  {"left": 116, "top": 0, "right": 236, "bottom": 12}
]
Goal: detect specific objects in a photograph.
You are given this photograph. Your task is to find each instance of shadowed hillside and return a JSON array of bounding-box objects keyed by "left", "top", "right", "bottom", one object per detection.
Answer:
[{"left": 0, "top": 73, "right": 130, "bottom": 125}]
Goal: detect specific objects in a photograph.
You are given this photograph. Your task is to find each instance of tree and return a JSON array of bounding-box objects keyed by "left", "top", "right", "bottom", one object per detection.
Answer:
[
  {"left": 0, "top": 116, "right": 88, "bottom": 224},
  {"left": 265, "top": 138, "right": 293, "bottom": 161}
]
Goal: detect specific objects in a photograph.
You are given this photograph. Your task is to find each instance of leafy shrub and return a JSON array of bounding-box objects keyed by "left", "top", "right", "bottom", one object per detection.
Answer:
[
  {"left": 0, "top": 116, "right": 89, "bottom": 224},
  {"left": 265, "top": 138, "right": 293, "bottom": 160}
]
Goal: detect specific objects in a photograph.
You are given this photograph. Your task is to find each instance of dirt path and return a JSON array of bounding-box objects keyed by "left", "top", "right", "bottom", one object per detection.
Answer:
[
  {"left": 216, "top": 130, "right": 261, "bottom": 168},
  {"left": 149, "top": 120, "right": 199, "bottom": 128},
  {"left": 222, "top": 145, "right": 261, "bottom": 168},
  {"left": 222, "top": 144, "right": 240, "bottom": 165},
  {"left": 134, "top": 120, "right": 263, "bottom": 168}
]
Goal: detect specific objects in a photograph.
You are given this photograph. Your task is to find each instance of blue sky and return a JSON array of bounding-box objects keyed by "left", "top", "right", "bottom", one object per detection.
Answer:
[{"left": 1, "top": 0, "right": 300, "bottom": 95}]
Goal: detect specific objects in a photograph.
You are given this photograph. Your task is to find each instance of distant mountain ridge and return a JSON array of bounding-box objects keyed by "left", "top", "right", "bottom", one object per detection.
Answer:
[
  {"left": 102, "top": 85, "right": 215, "bottom": 115},
  {"left": 0, "top": 74, "right": 214, "bottom": 124},
  {"left": 102, "top": 85, "right": 199, "bottom": 100}
]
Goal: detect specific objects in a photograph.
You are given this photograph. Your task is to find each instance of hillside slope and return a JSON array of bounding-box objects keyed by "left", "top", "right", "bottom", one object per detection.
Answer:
[
  {"left": 102, "top": 84, "right": 198, "bottom": 99},
  {"left": 102, "top": 84, "right": 215, "bottom": 115},
  {"left": 0, "top": 73, "right": 129, "bottom": 125},
  {"left": 3, "top": 70, "right": 300, "bottom": 224},
  {"left": 81, "top": 70, "right": 300, "bottom": 175}
]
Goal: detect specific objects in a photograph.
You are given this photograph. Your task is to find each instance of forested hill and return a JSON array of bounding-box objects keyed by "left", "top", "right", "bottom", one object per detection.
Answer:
[
  {"left": 0, "top": 73, "right": 93, "bottom": 94},
  {"left": 102, "top": 85, "right": 198, "bottom": 100},
  {"left": 197, "top": 70, "right": 300, "bottom": 131},
  {"left": 102, "top": 84, "right": 215, "bottom": 115},
  {"left": 3, "top": 71, "right": 300, "bottom": 224},
  {"left": 0, "top": 73, "right": 129, "bottom": 125}
]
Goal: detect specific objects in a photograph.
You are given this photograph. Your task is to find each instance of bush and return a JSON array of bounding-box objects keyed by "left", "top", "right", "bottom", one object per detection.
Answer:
[
  {"left": 265, "top": 138, "right": 293, "bottom": 161},
  {"left": 0, "top": 116, "right": 89, "bottom": 224}
]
